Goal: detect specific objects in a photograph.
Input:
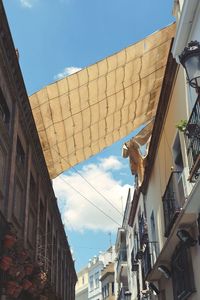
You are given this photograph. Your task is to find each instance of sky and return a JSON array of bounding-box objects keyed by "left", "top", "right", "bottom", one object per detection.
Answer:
[{"left": 3, "top": 0, "right": 174, "bottom": 271}]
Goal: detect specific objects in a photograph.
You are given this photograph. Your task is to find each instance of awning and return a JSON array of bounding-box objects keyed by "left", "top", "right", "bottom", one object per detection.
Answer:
[{"left": 29, "top": 23, "right": 175, "bottom": 179}]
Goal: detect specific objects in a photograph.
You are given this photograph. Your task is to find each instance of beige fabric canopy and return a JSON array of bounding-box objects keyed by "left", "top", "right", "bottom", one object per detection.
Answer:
[{"left": 29, "top": 23, "right": 175, "bottom": 179}]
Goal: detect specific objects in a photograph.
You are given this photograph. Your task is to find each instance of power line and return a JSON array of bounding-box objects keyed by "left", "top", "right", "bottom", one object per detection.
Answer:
[
  {"left": 53, "top": 147, "right": 123, "bottom": 216},
  {"left": 58, "top": 174, "right": 121, "bottom": 227}
]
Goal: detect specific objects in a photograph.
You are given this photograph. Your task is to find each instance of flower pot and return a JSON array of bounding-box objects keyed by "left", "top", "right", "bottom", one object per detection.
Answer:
[
  {"left": 0, "top": 256, "right": 12, "bottom": 271},
  {"left": 3, "top": 234, "right": 17, "bottom": 249}
]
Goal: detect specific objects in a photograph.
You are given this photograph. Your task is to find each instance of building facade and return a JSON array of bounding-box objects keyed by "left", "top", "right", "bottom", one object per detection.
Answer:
[
  {"left": 100, "top": 262, "right": 115, "bottom": 300},
  {"left": 76, "top": 247, "right": 115, "bottom": 300},
  {"left": 0, "top": 2, "right": 77, "bottom": 299},
  {"left": 75, "top": 267, "right": 89, "bottom": 300},
  {"left": 120, "top": 1, "right": 200, "bottom": 300}
]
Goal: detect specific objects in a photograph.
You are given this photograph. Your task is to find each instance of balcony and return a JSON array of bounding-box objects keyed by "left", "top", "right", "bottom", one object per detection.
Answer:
[
  {"left": 185, "top": 96, "right": 200, "bottom": 182},
  {"left": 116, "top": 249, "right": 128, "bottom": 283},
  {"left": 162, "top": 171, "right": 184, "bottom": 237}
]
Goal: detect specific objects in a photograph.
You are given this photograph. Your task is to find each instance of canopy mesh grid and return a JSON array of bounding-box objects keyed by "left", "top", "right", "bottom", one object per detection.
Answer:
[{"left": 29, "top": 23, "right": 175, "bottom": 179}]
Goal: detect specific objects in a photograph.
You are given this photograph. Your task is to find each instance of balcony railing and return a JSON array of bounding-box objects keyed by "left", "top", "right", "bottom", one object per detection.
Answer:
[
  {"left": 162, "top": 171, "right": 182, "bottom": 237},
  {"left": 142, "top": 241, "right": 158, "bottom": 279},
  {"left": 138, "top": 215, "right": 148, "bottom": 248},
  {"left": 185, "top": 96, "right": 200, "bottom": 181},
  {"left": 143, "top": 244, "right": 151, "bottom": 278}
]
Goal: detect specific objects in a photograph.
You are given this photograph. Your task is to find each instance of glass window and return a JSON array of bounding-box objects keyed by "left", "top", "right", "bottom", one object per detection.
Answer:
[
  {"left": 0, "top": 89, "right": 10, "bottom": 126},
  {"left": 95, "top": 271, "right": 99, "bottom": 288},
  {"left": 0, "top": 145, "right": 5, "bottom": 194},
  {"left": 89, "top": 275, "right": 93, "bottom": 291},
  {"left": 106, "top": 283, "right": 109, "bottom": 297},
  {"left": 28, "top": 210, "right": 36, "bottom": 246},
  {"left": 112, "top": 282, "right": 114, "bottom": 295},
  {"left": 16, "top": 137, "right": 25, "bottom": 166},
  {"left": 13, "top": 178, "right": 25, "bottom": 224}
]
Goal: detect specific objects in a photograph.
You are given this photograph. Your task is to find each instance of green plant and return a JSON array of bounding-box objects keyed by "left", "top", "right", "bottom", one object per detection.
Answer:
[{"left": 176, "top": 119, "right": 187, "bottom": 132}]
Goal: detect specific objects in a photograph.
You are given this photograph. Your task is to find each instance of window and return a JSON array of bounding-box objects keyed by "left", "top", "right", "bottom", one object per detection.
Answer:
[
  {"left": 0, "top": 89, "right": 10, "bottom": 126},
  {"left": 28, "top": 210, "right": 36, "bottom": 246},
  {"left": 171, "top": 244, "right": 195, "bottom": 299},
  {"left": 89, "top": 275, "right": 93, "bottom": 291},
  {"left": 172, "top": 133, "right": 184, "bottom": 172},
  {"left": 150, "top": 211, "right": 158, "bottom": 265},
  {"left": 16, "top": 137, "right": 25, "bottom": 166},
  {"left": 133, "top": 228, "right": 139, "bottom": 259},
  {"left": 112, "top": 282, "right": 114, "bottom": 295},
  {"left": 29, "top": 174, "right": 37, "bottom": 209},
  {"left": 39, "top": 200, "right": 45, "bottom": 228},
  {"left": 82, "top": 275, "right": 84, "bottom": 285},
  {"left": 95, "top": 271, "right": 99, "bottom": 288},
  {"left": 13, "top": 178, "right": 25, "bottom": 224},
  {"left": 0, "top": 145, "right": 6, "bottom": 197}
]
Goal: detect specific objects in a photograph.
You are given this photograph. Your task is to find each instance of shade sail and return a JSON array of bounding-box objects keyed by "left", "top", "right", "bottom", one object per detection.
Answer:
[{"left": 29, "top": 23, "right": 175, "bottom": 179}]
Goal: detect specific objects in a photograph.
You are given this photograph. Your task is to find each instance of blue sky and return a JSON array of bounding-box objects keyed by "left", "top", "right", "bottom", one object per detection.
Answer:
[{"left": 3, "top": 0, "right": 174, "bottom": 271}]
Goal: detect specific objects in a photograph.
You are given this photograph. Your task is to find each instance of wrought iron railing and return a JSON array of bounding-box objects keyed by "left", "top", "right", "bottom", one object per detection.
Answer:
[
  {"left": 185, "top": 96, "right": 200, "bottom": 181},
  {"left": 142, "top": 241, "right": 158, "bottom": 279},
  {"left": 138, "top": 214, "right": 148, "bottom": 248},
  {"left": 143, "top": 244, "right": 151, "bottom": 277},
  {"left": 162, "top": 172, "right": 182, "bottom": 237}
]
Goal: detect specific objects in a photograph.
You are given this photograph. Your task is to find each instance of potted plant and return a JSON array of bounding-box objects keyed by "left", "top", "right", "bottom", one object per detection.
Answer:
[{"left": 176, "top": 119, "right": 187, "bottom": 132}]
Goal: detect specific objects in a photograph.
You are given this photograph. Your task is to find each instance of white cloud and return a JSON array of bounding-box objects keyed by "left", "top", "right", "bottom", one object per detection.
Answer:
[
  {"left": 54, "top": 66, "right": 82, "bottom": 80},
  {"left": 53, "top": 156, "right": 131, "bottom": 233},
  {"left": 100, "top": 156, "right": 123, "bottom": 171},
  {"left": 20, "top": 0, "right": 33, "bottom": 8}
]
